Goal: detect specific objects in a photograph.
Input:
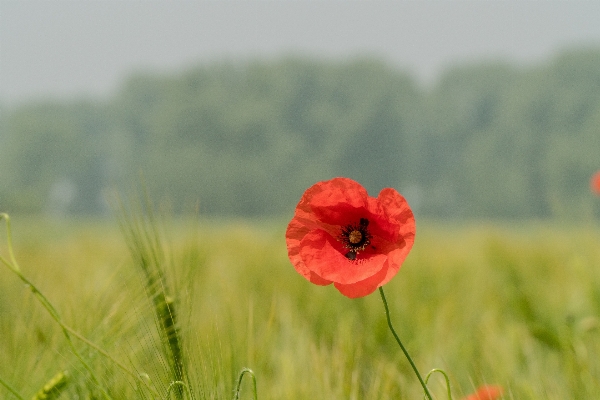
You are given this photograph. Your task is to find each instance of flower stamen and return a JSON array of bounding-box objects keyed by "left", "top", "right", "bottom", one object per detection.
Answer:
[
  {"left": 348, "top": 230, "right": 363, "bottom": 244},
  {"left": 340, "top": 218, "right": 372, "bottom": 259}
]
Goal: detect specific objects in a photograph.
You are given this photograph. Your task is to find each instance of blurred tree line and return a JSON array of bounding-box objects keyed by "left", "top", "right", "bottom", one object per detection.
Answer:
[{"left": 1, "top": 48, "right": 599, "bottom": 219}]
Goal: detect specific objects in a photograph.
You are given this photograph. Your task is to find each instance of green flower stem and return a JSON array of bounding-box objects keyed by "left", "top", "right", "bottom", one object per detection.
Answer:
[
  {"left": 0, "top": 214, "right": 160, "bottom": 399},
  {"left": 425, "top": 368, "right": 453, "bottom": 400},
  {"left": 233, "top": 368, "right": 257, "bottom": 400},
  {"left": 378, "top": 287, "right": 433, "bottom": 400}
]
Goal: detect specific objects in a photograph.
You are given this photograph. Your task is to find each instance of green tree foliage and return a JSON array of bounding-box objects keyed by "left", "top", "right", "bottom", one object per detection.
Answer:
[{"left": 1, "top": 50, "right": 599, "bottom": 218}]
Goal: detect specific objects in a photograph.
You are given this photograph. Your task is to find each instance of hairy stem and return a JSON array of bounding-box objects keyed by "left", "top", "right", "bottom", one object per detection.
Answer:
[{"left": 379, "top": 287, "right": 433, "bottom": 400}]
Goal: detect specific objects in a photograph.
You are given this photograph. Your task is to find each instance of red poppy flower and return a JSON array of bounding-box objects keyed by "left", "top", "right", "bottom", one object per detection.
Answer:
[
  {"left": 286, "top": 177, "right": 415, "bottom": 298},
  {"left": 591, "top": 171, "right": 600, "bottom": 196},
  {"left": 462, "top": 385, "right": 504, "bottom": 400}
]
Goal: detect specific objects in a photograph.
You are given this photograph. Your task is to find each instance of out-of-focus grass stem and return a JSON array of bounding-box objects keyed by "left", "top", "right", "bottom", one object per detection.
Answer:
[
  {"left": 1, "top": 213, "right": 21, "bottom": 273},
  {"left": 233, "top": 368, "right": 257, "bottom": 400},
  {"left": 167, "top": 381, "right": 192, "bottom": 398},
  {"left": 116, "top": 196, "right": 188, "bottom": 399},
  {"left": 425, "top": 368, "right": 453, "bottom": 400},
  {"left": 0, "top": 375, "right": 25, "bottom": 400},
  {"left": 0, "top": 213, "right": 160, "bottom": 399}
]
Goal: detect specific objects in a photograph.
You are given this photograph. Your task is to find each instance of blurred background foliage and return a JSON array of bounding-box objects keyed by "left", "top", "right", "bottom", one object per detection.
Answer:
[
  {"left": 1, "top": 48, "right": 599, "bottom": 219},
  {"left": 2, "top": 218, "right": 600, "bottom": 399}
]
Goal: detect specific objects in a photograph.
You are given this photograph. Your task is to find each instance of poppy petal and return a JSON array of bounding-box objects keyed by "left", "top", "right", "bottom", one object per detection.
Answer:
[
  {"left": 298, "top": 229, "right": 388, "bottom": 284},
  {"left": 378, "top": 188, "right": 416, "bottom": 241},
  {"left": 334, "top": 261, "right": 390, "bottom": 298},
  {"left": 308, "top": 178, "right": 370, "bottom": 226},
  {"left": 286, "top": 218, "right": 332, "bottom": 286}
]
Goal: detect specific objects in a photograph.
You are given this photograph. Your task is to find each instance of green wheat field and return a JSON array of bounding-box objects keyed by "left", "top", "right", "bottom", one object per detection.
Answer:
[{"left": 1, "top": 215, "right": 600, "bottom": 399}]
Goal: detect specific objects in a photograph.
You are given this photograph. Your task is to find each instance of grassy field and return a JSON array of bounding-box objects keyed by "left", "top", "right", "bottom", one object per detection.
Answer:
[{"left": 1, "top": 215, "right": 600, "bottom": 399}]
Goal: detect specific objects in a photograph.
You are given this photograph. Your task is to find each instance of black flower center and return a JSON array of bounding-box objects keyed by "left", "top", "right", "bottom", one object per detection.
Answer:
[{"left": 340, "top": 218, "right": 372, "bottom": 260}]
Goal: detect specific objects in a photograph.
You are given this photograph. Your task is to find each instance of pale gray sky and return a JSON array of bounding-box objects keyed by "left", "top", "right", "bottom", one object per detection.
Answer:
[{"left": 1, "top": 1, "right": 600, "bottom": 105}]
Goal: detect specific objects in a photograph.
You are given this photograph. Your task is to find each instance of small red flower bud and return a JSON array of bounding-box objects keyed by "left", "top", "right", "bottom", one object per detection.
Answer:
[
  {"left": 462, "top": 385, "right": 504, "bottom": 400},
  {"left": 591, "top": 171, "right": 600, "bottom": 196}
]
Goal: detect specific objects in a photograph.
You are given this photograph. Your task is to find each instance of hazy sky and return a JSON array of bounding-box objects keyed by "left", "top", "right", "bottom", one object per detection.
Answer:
[{"left": 2, "top": 1, "right": 600, "bottom": 105}]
